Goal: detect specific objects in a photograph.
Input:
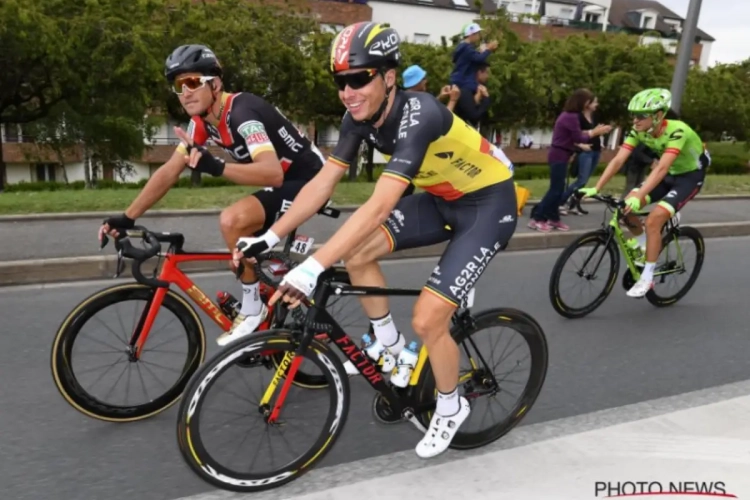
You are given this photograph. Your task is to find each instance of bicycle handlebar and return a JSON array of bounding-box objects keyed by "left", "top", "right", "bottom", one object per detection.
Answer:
[
  {"left": 574, "top": 191, "right": 626, "bottom": 210},
  {"left": 100, "top": 226, "right": 170, "bottom": 288}
]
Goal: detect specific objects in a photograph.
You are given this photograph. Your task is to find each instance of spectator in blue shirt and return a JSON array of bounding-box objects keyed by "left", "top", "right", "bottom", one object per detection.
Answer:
[{"left": 449, "top": 23, "right": 497, "bottom": 94}]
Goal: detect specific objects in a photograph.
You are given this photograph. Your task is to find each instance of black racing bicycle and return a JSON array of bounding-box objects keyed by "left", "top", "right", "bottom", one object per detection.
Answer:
[
  {"left": 549, "top": 193, "right": 705, "bottom": 318},
  {"left": 176, "top": 253, "right": 550, "bottom": 493}
]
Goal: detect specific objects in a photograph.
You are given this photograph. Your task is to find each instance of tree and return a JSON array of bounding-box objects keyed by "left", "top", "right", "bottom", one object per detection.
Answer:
[
  {"left": 21, "top": 0, "right": 169, "bottom": 186},
  {"left": 682, "top": 63, "right": 750, "bottom": 141},
  {"left": 0, "top": 0, "right": 77, "bottom": 190}
]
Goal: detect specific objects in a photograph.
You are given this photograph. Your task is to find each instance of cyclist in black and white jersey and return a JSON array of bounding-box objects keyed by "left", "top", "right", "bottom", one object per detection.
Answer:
[{"left": 99, "top": 44, "right": 324, "bottom": 345}]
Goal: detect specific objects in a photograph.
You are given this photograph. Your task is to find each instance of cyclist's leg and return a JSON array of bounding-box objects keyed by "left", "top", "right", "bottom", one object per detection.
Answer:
[
  {"left": 218, "top": 180, "right": 306, "bottom": 344},
  {"left": 413, "top": 180, "right": 517, "bottom": 458},
  {"left": 344, "top": 192, "right": 451, "bottom": 353},
  {"left": 627, "top": 171, "right": 704, "bottom": 297},
  {"left": 623, "top": 178, "right": 670, "bottom": 241}
]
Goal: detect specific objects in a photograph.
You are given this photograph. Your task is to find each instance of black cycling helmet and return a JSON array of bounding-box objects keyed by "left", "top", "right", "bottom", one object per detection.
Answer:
[
  {"left": 165, "top": 44, "right": 223, "bottom": 83},
  {"left": 329, "top": 22, "right": 401, "bottom": 74}
]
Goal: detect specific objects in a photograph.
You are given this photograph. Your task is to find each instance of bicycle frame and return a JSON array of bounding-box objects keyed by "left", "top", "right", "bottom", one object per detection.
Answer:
[
  {"left": 262, "top": 275, "right": 482, "bottom": 429},
  {"left": 586, "top": 197, "right": 686, "bottom": 282},
  {"left": 130, "top": 250, "right": 236, "bottom": 358}
]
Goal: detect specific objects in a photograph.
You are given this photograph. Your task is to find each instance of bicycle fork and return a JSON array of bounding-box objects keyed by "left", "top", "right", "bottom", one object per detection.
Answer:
[{"left": 128, "top": 287, "right": 168, "bottom": 361}]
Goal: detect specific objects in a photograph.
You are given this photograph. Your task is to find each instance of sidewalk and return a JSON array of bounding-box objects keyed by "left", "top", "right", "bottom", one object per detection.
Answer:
[
  {"left": 1, "top": 198, "right": 750, "bottom": 262},
  {"left": 177, "top": 379, "right": 750, "bottom": 500},
  {"left": 283, "top": 394, "right": 750, "bottom": 499},
  {"left": 2, "top": 197, "right": 750, "bottom": 285}
]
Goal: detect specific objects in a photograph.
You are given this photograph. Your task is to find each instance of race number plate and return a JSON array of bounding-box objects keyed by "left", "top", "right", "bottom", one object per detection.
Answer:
[{"left": 291, "top": 235, "right": 314, "bottom": 255}]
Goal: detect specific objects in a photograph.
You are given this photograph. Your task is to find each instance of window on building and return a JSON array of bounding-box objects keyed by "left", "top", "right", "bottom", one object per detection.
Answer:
[
  {"left": 3, "top": 124, "right": 19, "bottom": 143},
  {"left": 34, "top": 163, "right": 58, "bottom": 182},
  {"left": 523, "top": 3, "right": 532, "bottom": 13},
  {"left": 413, "top": 33, "right": 430, "bottom": 44},
  {"left": 451, "top": 0, "right": 469, "bottom": 8},
  {"left": 584, "top": 12, "right": 600, "bottom": 23},
  {"left": 560, "top": 7, "right": 574, "bottom": 18},
  {"left": 642, "top": 15, "right": 654, "bottom": 29}
]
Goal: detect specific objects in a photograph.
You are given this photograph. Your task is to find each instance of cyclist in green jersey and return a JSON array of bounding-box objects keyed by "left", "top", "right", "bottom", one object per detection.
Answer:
[{"left": 579, "top": 88, "right": 710, "bottom": 298}]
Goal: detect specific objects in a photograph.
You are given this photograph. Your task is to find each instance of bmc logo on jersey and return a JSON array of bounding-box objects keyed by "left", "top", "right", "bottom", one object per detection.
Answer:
[{"left": 238, "top": 120, "right": 270, "bottom": 145}]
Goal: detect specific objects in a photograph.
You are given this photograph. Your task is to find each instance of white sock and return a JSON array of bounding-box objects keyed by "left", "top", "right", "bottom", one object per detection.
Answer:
[
  {"left": 436, "top": 388, "right": 460, "bottom": 416},
  {"left": 240, "top": 281, "right": 262, "bottom": 316},
  {"left": 370, "top": 312, "right": 403, "bottom": 352},
  {"left": 636, "top": 233, "right": 647, "bottom": 250},
  {"left": 641, "top": 262, "right": 656, "bottom": 282}
]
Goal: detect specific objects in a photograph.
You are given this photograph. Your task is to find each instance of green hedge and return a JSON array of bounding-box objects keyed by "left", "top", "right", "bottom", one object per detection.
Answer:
[{"left": 5, "top": 154, "right": 747, "bottom": 192}]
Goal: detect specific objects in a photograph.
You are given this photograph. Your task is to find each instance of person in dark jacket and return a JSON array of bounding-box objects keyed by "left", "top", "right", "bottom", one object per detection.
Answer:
[
  {"left": 529, "top": 89, "right": 611, "bottom": 232},
  {"left": 622, "top": 143, "right": 658, "bottom": 197},
  {"left": 454, "top": 62, "right": 491, "bottom": 130},
  {"left": 449, "top": 23, "right": 497, "bottom": 94}
]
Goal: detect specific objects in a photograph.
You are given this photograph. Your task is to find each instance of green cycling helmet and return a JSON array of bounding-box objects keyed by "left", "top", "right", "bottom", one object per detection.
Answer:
[{"left": 628, "top": 88, "right": 672, "bottom": 114}]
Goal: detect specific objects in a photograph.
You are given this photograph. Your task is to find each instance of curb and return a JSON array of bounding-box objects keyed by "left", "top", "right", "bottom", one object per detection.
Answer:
[
  {"left": 2, "top": 195, "right": 750, "bottom": 223},
  {"left": 2, "top": 221, "right": 749, "bottom": 287}
]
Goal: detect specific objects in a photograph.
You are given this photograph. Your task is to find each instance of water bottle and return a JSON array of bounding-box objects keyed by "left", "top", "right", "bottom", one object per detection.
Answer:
[
  {"left": 362, "top": 334, "right": 396, "bottom": 373},
  {"left": 390, "top": 341, "right": 419, "bottom": 388},
  {"left": 216, "top": 291, "right": 240, "bottom": 320}
]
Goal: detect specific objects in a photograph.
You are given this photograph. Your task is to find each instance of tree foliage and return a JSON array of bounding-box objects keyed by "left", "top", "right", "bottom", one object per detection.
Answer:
[{"left": 2, "top": 0, "right": 750, "bottom": 190}]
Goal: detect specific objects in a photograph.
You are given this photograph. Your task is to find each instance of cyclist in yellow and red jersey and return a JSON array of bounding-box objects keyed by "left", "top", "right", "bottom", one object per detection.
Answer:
[
  {"left": 580, "top": 88, "right": 710, "bottom": 298},
  {"left": 234, "top": 22, "right": 517, "bottom": 459},
  {"left": 99, "top": 44, "right": 324, "bottom": 345}
]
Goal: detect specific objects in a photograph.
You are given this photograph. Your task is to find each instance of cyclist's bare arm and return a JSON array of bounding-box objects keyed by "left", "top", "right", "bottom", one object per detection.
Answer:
[
  {"left": 221, "top": 150, "right": 283, "bottom": 187},
  {"left": 594, "top": 146, "right": 632, "bottom": 192},
  {"left": 124, "top": 149, "right": 187, "bottom": 219},
  {"left": 267, "top": 161, "right": 347, "bottom": 239},
  {"left": 312, "top": 176, "right": 407, "bottom": 268}
]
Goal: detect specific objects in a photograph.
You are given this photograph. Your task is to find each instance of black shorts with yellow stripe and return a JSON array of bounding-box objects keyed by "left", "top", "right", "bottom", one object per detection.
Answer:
[{"left": 379, "top": 179, "right": 517, "bottom": 307}]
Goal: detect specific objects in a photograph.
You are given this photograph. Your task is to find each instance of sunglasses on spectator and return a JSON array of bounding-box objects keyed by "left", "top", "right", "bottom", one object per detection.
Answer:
[
  {"left": 333, "top": 69, "right": 379, "bottom": 91},
  {"left": 173, "top": 75, "right": 216, "bottom": 95}
]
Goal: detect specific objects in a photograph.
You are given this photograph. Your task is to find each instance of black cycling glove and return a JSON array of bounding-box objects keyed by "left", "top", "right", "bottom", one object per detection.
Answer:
[
  {"left": 236, "top": 238, "right": 270, "bottom": 259},
  {"left": 104, "top": 213, "right": 135, "bottom": 231},
  {"left": 188, "top": 144, "right": 226, "bottom": 177}
]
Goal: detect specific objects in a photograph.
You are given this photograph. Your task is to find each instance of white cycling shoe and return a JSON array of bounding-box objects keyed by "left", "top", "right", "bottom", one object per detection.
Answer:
[
  {"left": 216, "top": 303, "right": 269, "bottom": 346},
  {"left": 626, "top": 277, "right": 654, "bottom": 298},
  {"left": 416, "top": 396, "right": 471, "bottom": 459}
]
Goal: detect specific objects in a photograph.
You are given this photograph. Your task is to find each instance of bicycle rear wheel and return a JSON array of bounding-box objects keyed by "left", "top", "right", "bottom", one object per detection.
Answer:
[
  {"left": 177, "top": 330, "right": 349, "bottom": 493},
  {"left": 549, "top": 229, "right": 620, "bottom": 318},
  {"left": 415, "top": 308, "right": 548, "bottom": 450},
  {"left": 50, "top": 283, "right": 206, "bottom": 422},
  {"left": 645, "top": 226, "right": 705, "bottom": 307}
]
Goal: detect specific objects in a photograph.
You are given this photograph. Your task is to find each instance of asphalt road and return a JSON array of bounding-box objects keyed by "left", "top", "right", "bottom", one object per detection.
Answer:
[
  {"left": 3, "top": 236, "right": 750, "bottom": 500},
  {"left": 1, "top": 198, "right": 750, "bottom": 261}
]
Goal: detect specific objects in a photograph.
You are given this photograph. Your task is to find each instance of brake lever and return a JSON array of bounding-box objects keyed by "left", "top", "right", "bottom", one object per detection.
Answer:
[
  {"left": 113, "top": 248, "right": 125, "bottom": 279},
  {"left": 235, "top": 261, "right": 245, "bottom": 280}
]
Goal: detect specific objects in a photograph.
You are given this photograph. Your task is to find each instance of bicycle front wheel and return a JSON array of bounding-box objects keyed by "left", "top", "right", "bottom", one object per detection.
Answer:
[
  {"left": 416, "top": 308, "right": 548, "bottom": 450},
  {"left": 177, "top": 330, "right": 350, "bottom": 493},
  {"left": 50, "top": 283, "right": 206, "bottom": 422},
  {"left": 549, "top": 229, "right": 620, "bottom": 318}
]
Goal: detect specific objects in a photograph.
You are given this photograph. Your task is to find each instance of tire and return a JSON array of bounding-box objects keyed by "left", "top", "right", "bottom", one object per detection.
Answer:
[
  {"left": 50, "top": 283, "right": 206, "bottom": 422},
  {"left": 177, "top": 330, "right": 350, "bottom": 493},
  {"left": 416, "top": 308, "right": 548, "bottom": 450},
  {"left": 549, "top": 230, "right": 620, "bottom": 319},
  {"left": 268, "top": 268, "right": 352, "bottom": 390},
  {"left": 645, "top": 226, "right": 705, "bottom": 307}
]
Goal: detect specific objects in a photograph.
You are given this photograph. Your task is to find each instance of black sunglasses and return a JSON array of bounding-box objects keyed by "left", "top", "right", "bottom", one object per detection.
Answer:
[{"left": 333, "top": 69, "right": 380, "bottom": 91}]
